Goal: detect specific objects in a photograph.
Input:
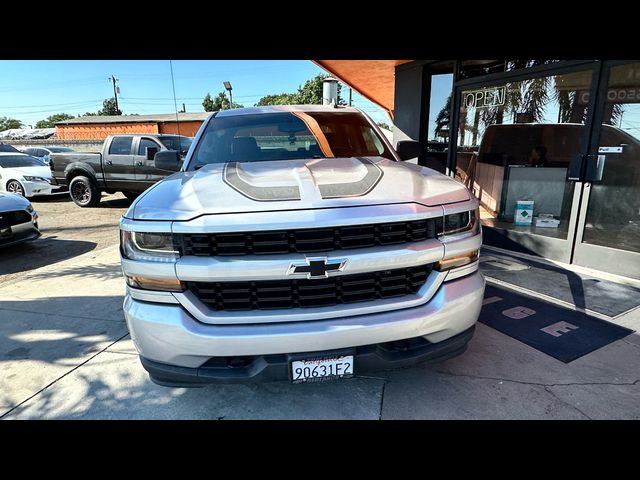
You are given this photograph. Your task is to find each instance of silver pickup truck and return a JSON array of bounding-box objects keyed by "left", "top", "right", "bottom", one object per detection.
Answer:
[{"left": 119, "top": 105, "right": 484, "bottom": 386}]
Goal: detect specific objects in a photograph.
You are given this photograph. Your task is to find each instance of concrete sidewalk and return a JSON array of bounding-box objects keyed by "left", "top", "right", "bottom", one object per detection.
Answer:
[{"left": 1, "top": 245, "right": 639, "bottom": 419}]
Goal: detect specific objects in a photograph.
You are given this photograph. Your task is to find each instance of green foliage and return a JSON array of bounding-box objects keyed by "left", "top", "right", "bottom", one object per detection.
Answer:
[
  {"left": 376, "top": 121, "right": 391, "bottom": 131},
  {"left": 98, "top": 97, "right": 122, "bottom": 116},
  {"left": 255, "top": 74, "right": 346, "bottom": 106},
  {"left": 0, "top": 117, "right": 24, "bottom": 131},
  {"left": 256, "top": 93, "right": 299, "bottom": 106},
  {"left": 434, "top": 93, "right": 452, "bottom": 140},
  {"left": 202, "top": 91, "right": 244, "bottom": 112},
  {"left": 35, "top": 113, "right": 75, "bottom": 128}
]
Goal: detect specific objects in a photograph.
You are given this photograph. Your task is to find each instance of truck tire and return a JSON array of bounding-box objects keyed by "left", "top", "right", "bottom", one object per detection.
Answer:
[
  {"left": 122, "top": 191, "right": 140, "bottom": 201},
  {"left": 69, "top": 175, "right": 101, "bottom": 207}
]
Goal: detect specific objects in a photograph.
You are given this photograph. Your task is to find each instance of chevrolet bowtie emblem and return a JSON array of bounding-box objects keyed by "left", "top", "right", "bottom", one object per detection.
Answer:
[{"left": 288, "top": 257, "right": 347, "bottom": 279}]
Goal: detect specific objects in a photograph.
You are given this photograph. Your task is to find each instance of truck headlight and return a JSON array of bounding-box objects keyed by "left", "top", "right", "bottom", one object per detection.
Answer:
[
  {"left": 439, "top": 208, "right": 480, "bottom": 239},
  {"left": 120, "top": 231, "right": 178, "bottom": 262},
  {"left": 125, "top": 275, "right": 185, "bottom": 292}
]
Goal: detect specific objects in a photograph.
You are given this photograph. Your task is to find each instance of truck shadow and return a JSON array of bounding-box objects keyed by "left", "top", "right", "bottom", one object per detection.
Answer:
[
  {"left": 100, "top": 197, "right": 132, "bottom": 209},
  {"left": 0, "top": 238, "right": 96, "bottom": 276},
  {"left": 30, "top": 192, "right": 72, "bottom": 203}
]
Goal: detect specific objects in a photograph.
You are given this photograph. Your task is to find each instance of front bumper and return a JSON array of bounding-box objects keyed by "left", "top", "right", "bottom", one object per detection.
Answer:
[
  {"left": 142, "top": 325, "right": 476, "bottom": 386},
  {"left": 0, "top": 219, "right": 40, "bottom": 248},
  {"left": 123, "top": 270, "right": 484, "bottom": 380},
  {"left": 23, "top": 181, "right": 52, "bottom": 197}
]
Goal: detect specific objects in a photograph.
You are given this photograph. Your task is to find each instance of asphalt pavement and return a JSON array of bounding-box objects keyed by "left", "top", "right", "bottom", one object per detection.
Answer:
[{"left": 0, "top": 192, "right": 129, "bottom": 286}]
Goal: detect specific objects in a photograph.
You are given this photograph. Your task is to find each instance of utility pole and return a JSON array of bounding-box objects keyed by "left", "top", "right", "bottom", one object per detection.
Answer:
[
  {"left": 109, "top": 75, "right": 120, "bottom": 113},
  {"left": 349, "top": 87, "right": 352, "bottom": 106}
]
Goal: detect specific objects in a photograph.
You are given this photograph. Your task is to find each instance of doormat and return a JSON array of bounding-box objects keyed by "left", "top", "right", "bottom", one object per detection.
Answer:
[
  {"left": 480, "top": 284, "right": 633, "bottom": 363},
  {"left": 479, "top": 250, "right": 640, "bottom": 318}
]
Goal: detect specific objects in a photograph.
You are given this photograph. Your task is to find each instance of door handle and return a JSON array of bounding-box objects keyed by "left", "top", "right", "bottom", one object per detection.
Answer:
[
  {"left": 105, "top": 160, "right": 112, "bottom": 166},
  {"left": 585, "top": 154, "right": 606, "bottom": 183},
  {"left": 135, "top": 161, "right": 143, "bottom": 166}
]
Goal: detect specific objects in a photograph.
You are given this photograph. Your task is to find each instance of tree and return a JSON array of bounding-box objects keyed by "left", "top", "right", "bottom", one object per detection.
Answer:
[
  {"left": 376, "top": 121, "right": 391, "bottom": 131},
  {"left": 296, "top": 74, "right": 346, "bottom": 106},
  {"left": 98, "top": 97, "right": 122, "bottom": 115},
  {"left": 202, "top": 91, "right": 244, "bottom": 112},
  {"left": 256, "top": 93, "right": 299, "bottom": 106},
  {"left": 434, "top": 93, "right": 452, "bottom": 141},
  {"left": 35, "top": 113, "right": 75, "bottom": 128},
  {"left": 0, "top": 117, "right": 24, "bottom": 131},
  {"left": 255, "top": 73, "right": 346, "bottom": 106}
]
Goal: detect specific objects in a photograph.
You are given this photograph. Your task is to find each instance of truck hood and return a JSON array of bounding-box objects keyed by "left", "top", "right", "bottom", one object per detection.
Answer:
[{"left": 129, "top": 157, "right": 471, "bottom": 221}]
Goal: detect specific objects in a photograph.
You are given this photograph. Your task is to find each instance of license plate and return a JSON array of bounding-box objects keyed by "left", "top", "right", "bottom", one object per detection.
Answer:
[
  {"left": 291, "top": 355, "right": 354, "bottom": 383},
  {"left": 0, "top": 227, "right": 12, "bottom": 239}
]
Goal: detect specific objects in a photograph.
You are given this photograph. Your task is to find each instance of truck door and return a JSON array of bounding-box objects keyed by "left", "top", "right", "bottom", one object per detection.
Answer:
[
  {"left": 103, "top": 136, "right": 136, "bottom": 189},
  {"left": 133, "top": 137, "right": 165, "bottom": 189}
]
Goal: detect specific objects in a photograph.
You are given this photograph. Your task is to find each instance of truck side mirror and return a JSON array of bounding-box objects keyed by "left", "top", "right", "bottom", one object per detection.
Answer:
[
  {"left": 396, "top": 140, "right": 421, "bottom": 161},
  {"left": 146, "top": 146, "right": 159, "bottom": 160},
  {"left": 154, "top": 150, "right": 182, "bottom": 172}
]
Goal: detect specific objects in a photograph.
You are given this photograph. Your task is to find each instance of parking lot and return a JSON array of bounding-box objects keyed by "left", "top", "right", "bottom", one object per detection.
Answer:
[
  {"left": 1, "top": 192, "right": 640, "bottom": 419},
  {"left": 0, "top": 192, "right": 129, "bottom": 286}
]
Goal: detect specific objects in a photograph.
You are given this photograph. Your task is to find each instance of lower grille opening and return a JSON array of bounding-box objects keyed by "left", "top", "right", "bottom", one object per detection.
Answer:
[
  {"left": 0, "top": 210, "right": 31, "bottom": 229},
  {"left": 187, "top": 264, "right": 433, "bottom": 311}
]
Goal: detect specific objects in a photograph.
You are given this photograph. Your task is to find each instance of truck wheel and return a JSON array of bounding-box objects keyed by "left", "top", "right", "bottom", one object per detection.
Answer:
[
  {"left": 69, "top": 176, "right": 101, "bottom": 207},
  {"left": 6, "top": 180, "right": 25, "bottom": 197},
  {"left": 122, "top": 191, "right": 140, "bottom": 201}
]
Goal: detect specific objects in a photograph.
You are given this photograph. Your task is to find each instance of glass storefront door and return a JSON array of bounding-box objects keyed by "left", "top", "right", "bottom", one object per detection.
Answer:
[
  {"left": 572, "top": 62, "right": 640, "bottom": 279},
  {"left": 455, "top": 68, "right": 596, "bottom": 262}
]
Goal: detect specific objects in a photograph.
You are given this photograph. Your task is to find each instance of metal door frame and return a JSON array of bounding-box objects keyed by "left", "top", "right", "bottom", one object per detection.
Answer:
[{"left": 571, "top": 60, "right": 640, "bottom": 279}]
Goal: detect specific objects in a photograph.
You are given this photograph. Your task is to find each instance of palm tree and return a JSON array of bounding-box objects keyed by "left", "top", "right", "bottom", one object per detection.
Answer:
[{"left": 434, "top": 93, "right": 452, "bottom": 141}]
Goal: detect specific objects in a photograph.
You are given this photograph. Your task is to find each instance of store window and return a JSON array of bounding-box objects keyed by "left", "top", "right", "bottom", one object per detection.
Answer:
[
  {"left": 582, "top": 63, "right": 640, "bottom": 254},
  {"left": 425, "top": 73, "right": 453, "bottom": 173},
  {"left": 455, "top": 70, "right": 593, "bottom": 240},
  {"left": 458, "top": 60, "right": 562, "bottom": 81}
]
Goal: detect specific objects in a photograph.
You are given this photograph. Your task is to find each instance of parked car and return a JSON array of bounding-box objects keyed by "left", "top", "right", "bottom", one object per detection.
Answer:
[
  {"left": 0, "top": 153, "right": 53, "bottom": 197},
  {"left": 119, "top": 106, "right": 484, "bottom": 387},
  {"left": 0, "top": 143, "right": 22, "bottom": 153},
  {"left": 20, "top": 146, "right": 75, "bottom": 166},
  {"left": 50, "top": 134, "right": 193, "bottom": 207},
  {"left": 0, "top": 191, "right": 40, "bottom": 248}
]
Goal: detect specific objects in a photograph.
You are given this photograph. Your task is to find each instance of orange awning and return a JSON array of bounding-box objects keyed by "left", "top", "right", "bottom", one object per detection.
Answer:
[{"left": 314, "top": 60, "right": 412, "bottom": 118}]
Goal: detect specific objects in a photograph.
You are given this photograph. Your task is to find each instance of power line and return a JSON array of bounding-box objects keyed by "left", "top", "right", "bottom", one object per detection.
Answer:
[{"left": 0, "top": 99, "right": 105, "bottom": 110}]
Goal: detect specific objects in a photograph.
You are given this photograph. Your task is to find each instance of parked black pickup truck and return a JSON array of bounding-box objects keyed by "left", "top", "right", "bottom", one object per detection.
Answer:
[{"left": 50, "top": 134, "right": 192, "bottom": 207}]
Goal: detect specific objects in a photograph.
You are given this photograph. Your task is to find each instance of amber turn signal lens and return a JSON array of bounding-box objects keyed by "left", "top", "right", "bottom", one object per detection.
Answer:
[
  {"left": 435, "top": 250, "right": 479, "bottom": 271},
  {"left": 126, "top": 275, "right": 185, "bottom": 292}
]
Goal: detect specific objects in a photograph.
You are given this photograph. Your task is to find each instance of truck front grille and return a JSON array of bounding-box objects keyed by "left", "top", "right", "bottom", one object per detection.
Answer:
[
  {"left": 176, "top": 218, "right": 440, "bottom": 257},
  {"left": 0, "top": 210, "right": 31, "bottom": 229},
  {"left": 187, "top": 264, "right": 433, "bottom": 311}
]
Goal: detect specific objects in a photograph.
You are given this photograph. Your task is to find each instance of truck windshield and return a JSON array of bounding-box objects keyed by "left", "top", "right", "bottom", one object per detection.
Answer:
[
  {"left": 158, "top": 136, "right": 192, "bottom": 156},
  {"left": 187, "top": 111, "right": 394, "bottom": 170}
]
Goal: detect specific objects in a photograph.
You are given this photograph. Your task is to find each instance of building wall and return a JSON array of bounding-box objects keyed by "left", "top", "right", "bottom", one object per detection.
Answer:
[
  {"left": 392, "top": 63, "right": 426, "bottom": 148},
  {"left": 158, "top": 121, "right": 204, "bottom": 137},
  {"left": 56, "top": 122, "right": 159, "bottom": 140}
]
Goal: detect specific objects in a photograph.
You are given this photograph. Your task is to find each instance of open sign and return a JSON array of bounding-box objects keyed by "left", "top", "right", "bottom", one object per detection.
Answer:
[{"left": 463, "top": 87, "right": 506, "bottom": 109}]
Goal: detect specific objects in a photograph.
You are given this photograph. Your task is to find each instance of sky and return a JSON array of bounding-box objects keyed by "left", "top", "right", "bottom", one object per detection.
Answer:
[{"left": 0, "top": 60, "right": 391, "bottom": 127}]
